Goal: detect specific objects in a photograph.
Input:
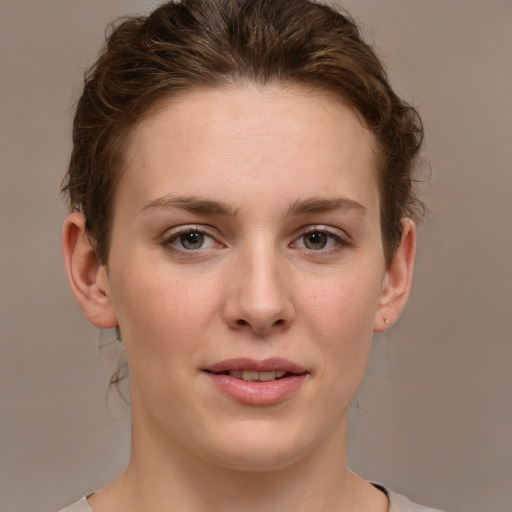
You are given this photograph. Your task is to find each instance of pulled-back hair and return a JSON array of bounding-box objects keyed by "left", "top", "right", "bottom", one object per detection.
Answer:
[{"left": 63, "top": 0, "right": 424, "bottom": 265}]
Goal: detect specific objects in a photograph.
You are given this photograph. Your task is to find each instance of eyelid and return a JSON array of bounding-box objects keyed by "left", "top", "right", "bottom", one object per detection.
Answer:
[
  {"left": 296, "top": 224, "right": 345, "bottom": 236},
  {"left": 291, "top": 225, "right": 352, "bottom": 250},
  {"left": 161, "top": 225, "right": 223, "bottom": 252},
  {"left": 159, "top": 224, "right": 351, "bottom": 254}
]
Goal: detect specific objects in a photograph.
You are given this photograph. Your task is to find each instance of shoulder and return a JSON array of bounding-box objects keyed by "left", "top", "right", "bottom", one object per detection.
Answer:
[
  {"left": 387, "top": 489, "right": 445, "bottom": 512},
  {"left": 57, "top": 487, "right": 445, "bottom": 512},
  {"left": 57, "top": 496, "right": 94, "bottom": 512},
  {"left": 374, "top": 484, "right": 445, "bottom": 512}
]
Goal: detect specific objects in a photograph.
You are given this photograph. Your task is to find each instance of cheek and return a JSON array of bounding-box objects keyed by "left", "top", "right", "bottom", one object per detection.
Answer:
[
  {"left": 298, "top": 267, "right": 382, "bottom": 374},
  {"left": 111, "top": 265, "right": 221, "bottom": 369},
  {"left": 300, "top": 266, "right": 381, "bottom": 332}
]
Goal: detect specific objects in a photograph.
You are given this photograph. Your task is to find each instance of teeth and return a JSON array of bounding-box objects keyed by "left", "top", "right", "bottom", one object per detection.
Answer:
[
  {"left": 242, "top": 370, "right": 260, "bottom": 382},
  {"left": 258, "top": 371, "right": 277, "bottom": 382},
  {"left": 226, "top": 370, "right": 288, "bottom": 382}
]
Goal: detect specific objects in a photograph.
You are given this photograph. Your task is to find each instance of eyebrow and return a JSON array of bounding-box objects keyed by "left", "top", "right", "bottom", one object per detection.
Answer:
[
  {"left": 139, "top": 195, "right": 238, "bottom": 217},
  {"left": 139, "top": 195, "right": 366, "bottom": 217},
  {"left": 286, "top": 197, "right": 366, "bottom": 216}
]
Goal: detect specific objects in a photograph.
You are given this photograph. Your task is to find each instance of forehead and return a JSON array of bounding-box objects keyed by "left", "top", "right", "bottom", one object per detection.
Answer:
[{"left": 118, "top": 85, "right": 379, "bottom": 219}]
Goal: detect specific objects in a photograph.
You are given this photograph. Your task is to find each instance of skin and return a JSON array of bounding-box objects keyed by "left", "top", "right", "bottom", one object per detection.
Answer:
[{"left": 63, "top": 85, "right": 416, "bottom": 512}]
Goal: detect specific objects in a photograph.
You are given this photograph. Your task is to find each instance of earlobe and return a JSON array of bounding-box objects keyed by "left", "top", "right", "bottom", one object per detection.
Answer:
[
  {"left": 374, "top": 218, "right": 416, "bottom": 333},
  {"left": 62, "top": 212, "right": 118, "bottom": 329}
]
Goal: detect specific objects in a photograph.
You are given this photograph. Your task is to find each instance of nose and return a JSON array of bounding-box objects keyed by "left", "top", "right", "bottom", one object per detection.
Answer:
[{"left": 222, "top": 246, "right": 295, "bottom": 336}]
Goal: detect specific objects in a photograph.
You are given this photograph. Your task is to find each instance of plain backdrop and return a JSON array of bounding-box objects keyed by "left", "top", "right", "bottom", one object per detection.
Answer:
[{"left": 1, "top": 1, "right": 511, "bottom": 511}]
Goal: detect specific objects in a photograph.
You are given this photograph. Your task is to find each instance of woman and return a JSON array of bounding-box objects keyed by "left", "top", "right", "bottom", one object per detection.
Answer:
[{"left": 60, "top": 0, "right": 441, "bottom": 511}]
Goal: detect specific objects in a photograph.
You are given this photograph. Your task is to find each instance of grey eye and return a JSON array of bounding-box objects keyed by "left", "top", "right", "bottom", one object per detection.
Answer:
[
  {"left": 179, "top": 231, "right": 205, "bottom": 250},
  {"left": 165, "top": 227, "right": 218, "bottom": 253},
  {"left": 303, "top": 232, "right": 328, "bottom": 250}
]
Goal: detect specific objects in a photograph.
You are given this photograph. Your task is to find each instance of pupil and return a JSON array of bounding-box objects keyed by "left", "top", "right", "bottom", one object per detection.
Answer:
[
  {"left": 306, "top": 232, "right": 327, "bottom": 249},
  {"left": 181, "top": 232, "right": 204, "bottom": 249}
]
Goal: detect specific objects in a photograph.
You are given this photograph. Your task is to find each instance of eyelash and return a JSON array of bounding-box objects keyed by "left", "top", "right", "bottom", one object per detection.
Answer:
[
  {"left": 161, "top": 225, "right": 351, "bottom": 255},
  {"left": 292, "top": 226, "right": 351, "bottom": 253},
  {"left": 162, "top": 226, "right": 220, "bottom": 254}
]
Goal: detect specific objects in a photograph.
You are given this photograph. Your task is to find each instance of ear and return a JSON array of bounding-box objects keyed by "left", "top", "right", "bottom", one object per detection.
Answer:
[
  {"left": 62, "top": 212, "right": 118, "bottom": 329},
  {"left": 374, "top": 218, "right": 416, "bottom": 333}
]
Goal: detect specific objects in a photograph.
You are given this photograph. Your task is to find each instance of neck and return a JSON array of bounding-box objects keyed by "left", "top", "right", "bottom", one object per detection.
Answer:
[{"left": 88, "top": 409, "right": 387, "bottom": 512}]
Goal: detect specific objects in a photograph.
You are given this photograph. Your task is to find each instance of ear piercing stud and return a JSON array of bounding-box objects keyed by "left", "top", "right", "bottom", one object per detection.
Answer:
[{"left": 384, "top": 318, "right": 390, "bottom": 324}]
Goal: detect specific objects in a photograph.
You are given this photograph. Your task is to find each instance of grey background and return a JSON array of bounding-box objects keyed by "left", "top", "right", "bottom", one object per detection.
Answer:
[{"left": 1, "top": 1, "right": 511, "bottom": 511}]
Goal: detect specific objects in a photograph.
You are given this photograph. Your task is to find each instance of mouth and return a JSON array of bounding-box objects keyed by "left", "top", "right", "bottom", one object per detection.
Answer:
[
  {"left": 203, "top": 358, "right": 308, "bottom": 405},
  {"left": 206, "top": 369, "right": 294, "bottom": 382},
  {"left": 204, "top": 357, "right": 308, "bottom": 380}
]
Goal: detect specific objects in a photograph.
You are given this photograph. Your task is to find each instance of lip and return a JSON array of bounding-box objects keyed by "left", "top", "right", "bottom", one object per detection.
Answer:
[
  {"left": 203, "top": 358, "right": 309, "bottom": 406},
  {"left": 206, "top": 357, "right": 307, "bottom": 374}
]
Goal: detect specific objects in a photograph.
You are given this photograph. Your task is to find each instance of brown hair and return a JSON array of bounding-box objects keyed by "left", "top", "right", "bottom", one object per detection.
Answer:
[{"left": 63, "top": 0, "right": 424, "bottom": 266}]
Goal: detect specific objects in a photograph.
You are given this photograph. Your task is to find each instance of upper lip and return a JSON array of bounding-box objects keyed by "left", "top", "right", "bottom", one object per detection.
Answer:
[{"left": 204, "top": 358, "right": 307, "bottom": 375}]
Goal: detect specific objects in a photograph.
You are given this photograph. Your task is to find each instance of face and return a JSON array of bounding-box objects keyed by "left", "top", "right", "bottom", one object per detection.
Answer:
[{"left": 98, "top": 86, "right": 396, "bottom": 470}]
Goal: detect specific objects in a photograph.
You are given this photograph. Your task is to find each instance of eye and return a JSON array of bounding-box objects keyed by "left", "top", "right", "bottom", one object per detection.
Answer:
[
  {"left": 303, "top": 232, "right": 329, "bottom": 250},
  {"left": 178, "top": 231, "right": 207, "bottom": 250},
  {"left": 165, "top": 228, "right": 218, "bottom": 252},
  {"left": 292, "top": 227, "right": 347, "bottom": 252}
]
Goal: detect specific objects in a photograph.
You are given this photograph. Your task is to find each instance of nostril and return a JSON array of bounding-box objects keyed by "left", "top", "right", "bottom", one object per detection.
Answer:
[
  {"left": 274, "top": 319, "right": 283, "bottom": 326},
  {"left": 236, "top": 319, "right": 247, "bottom": 326}
]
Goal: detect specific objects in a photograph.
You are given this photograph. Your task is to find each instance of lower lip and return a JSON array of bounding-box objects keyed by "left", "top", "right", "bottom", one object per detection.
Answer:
[{"left": 206, "top": 373, "right": 308, "bottom": 405}]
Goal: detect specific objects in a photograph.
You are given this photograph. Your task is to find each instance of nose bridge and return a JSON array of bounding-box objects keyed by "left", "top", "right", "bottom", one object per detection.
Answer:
[{"left": 223, "top": 236, "right": 294, "bottom": 334}]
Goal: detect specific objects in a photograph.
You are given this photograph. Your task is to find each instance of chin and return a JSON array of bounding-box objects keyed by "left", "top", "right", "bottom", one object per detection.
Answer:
[
  {"left": 197, "top": 422, "right": 317, "bottom": 472},
  {"left": 207, "top": 447, "right": 304, "bottom": 473}
]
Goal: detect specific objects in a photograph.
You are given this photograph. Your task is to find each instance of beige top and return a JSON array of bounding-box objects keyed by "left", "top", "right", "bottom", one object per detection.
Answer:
[{"left": 58, "top": 485, "right": 444, "bottom": 512}]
